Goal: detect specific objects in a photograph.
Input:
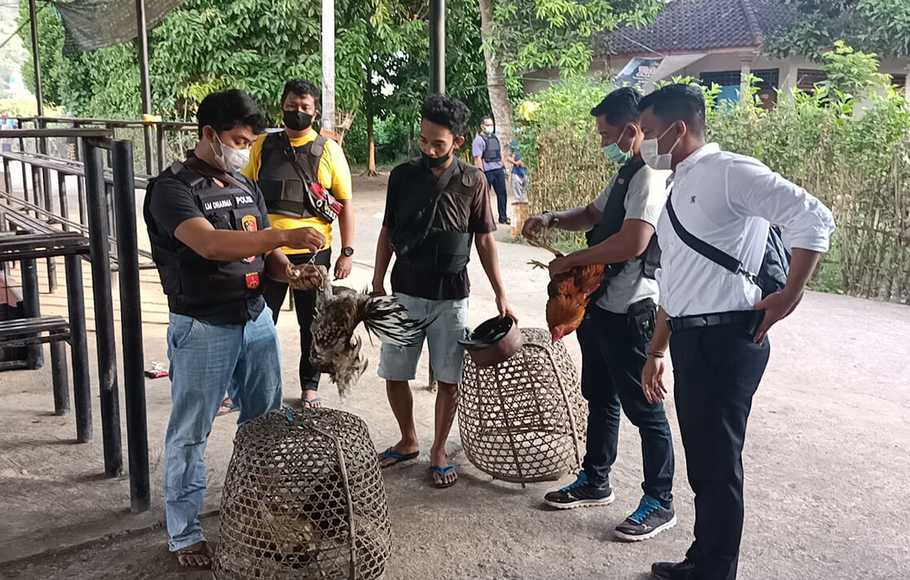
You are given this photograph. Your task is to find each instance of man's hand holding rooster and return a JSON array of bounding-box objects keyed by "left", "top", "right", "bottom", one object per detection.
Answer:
[{"left": 548, "top": 253, "right": 578, "bottom": 278}]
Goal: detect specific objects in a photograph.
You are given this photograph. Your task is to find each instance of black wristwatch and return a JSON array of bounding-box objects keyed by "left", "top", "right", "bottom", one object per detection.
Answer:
[{"left": 341, "top": 246, "right": 355, "bottom": 258}]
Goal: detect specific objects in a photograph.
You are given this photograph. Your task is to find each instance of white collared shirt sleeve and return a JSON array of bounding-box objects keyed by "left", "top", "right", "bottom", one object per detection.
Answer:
[{"left": 724, "top": 158, "right": 836, "bottom": 252}]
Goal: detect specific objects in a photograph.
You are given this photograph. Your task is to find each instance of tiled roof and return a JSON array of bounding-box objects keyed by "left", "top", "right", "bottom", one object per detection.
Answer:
[{"left": 599, "top": 0, "right": 796, "bottom": 56}]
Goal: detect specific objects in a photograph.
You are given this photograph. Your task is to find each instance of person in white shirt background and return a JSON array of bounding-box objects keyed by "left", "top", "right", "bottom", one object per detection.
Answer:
[{"left": 637, "top": 84, "right": 836, "bottom": 580}]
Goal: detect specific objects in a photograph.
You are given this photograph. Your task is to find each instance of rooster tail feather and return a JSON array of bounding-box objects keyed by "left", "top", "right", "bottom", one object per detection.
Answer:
[{"left": 360, "top": 295, "right": 434, "bottom": 347}]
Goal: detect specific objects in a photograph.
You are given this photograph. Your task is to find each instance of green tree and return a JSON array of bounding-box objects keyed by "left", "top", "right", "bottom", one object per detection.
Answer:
[
  {"left": 771, "top": 0, "right": 910, "bottom": 59},
  {"left": 477, "top": 0, "right": 663, "bottom": 173},
  {"left": 15, "top": 0, "right": 491, "bottom": 165},
  {"left": 490, "top": 0, "right": 663, "bottom": 77}
]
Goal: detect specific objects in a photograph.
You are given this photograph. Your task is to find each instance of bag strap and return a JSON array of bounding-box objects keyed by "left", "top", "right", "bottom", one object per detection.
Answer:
[
  {"left": 666, "top": 192, "right": 759, "bottom": 285},
  {"left": 181, "top": 157, "right": 256, "bottom": 198},
  {"left": 282, "top": 132, "right": 318, "bottom": 185}
]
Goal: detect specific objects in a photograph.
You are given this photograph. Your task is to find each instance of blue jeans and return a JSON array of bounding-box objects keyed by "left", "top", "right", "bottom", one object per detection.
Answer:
[{"left": 164, "top": 307, "right": 283, "bottom": 551}]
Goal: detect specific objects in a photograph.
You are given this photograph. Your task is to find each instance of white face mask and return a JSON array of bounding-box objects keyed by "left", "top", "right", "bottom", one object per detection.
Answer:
[
  {"left": 210, "top": 132, "right": 250, "bottom": 173},
  {"left": 641, "top": 124, "right": 682, "bottom": 171}
]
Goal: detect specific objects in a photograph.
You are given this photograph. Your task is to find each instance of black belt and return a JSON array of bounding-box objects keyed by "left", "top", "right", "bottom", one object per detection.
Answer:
[{"left": 667, "top": 310, "right": 759, "bottom": 333}]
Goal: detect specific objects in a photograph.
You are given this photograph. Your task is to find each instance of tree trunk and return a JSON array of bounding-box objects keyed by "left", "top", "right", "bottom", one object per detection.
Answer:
[
  {"left": 367, "top": 107, "right": 377, "bottom": 176},
  {"left": 477, "top": 0, "right": 514, "bottom": 167},
  {"left": 366, "top": 30, "right": 378, "bottom": 176}
]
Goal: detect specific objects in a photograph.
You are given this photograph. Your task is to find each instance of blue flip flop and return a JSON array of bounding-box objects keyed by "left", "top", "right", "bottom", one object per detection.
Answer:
[
  {"left": 430, "top": 464, "right": 458, "bottom": 488},
  {"left": 378, "top": 447, "right": 419, "bottom": 468}
]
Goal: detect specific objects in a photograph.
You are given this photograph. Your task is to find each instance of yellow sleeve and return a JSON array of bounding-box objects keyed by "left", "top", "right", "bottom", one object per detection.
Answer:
[
  {"left": 325, "top": 140, "right": 352, "bottom": 201},
  {"left": 242, "top": 134, "right": 266, "bottom": 181}
]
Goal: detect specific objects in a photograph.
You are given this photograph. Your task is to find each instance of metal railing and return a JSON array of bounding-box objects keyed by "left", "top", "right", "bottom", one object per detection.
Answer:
[
  {"left": 0, "top": 127, "right": 150, "bottom": 513},
  {"left": 12, "top": 115, "right": 198, "bottom": 176}
]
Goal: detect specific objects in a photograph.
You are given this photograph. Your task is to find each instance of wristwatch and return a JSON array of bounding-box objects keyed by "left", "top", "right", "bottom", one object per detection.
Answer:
[
  {"left": 543, "top": 212, "right": 560, "bottom": 228},
  {"left": 341, "top": 246, "right": 355, "bottom": 258}
]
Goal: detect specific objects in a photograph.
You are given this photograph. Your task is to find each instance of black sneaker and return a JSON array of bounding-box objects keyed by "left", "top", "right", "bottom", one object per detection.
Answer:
[
  {"left": 614, "top": 495, "right": 677, "bottom": 542},
  {"left": 651, "top": 559, "right": 694, "bottom": 579},
  {"left": 543, "top": 471, "right": 615, "bottom": 509}
]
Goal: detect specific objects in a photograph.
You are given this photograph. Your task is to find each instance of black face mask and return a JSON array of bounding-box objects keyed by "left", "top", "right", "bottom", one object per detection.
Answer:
[
  {"left": 283, "top": 110, "right": 314, "bottom": 131},
  {"left": 421, "top": 149, "right": 452, "bottom": 169}
]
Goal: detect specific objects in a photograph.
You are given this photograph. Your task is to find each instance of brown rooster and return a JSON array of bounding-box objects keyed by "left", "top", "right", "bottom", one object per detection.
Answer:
[{"left": 528, "top": 231, "right": 605, "bottom": 342}]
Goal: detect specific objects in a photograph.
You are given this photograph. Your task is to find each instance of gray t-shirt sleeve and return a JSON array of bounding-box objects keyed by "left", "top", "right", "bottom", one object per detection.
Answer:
[
  {"left": 471, "top": 135, "right": 485, "bottom": 158},
  {"left": 622, "top": 167, "right": 670, "bottom": 226}
]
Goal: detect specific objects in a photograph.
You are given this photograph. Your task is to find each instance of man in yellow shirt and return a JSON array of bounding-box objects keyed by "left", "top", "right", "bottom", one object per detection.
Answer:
[{"left": 243, "top": 79, "right": 355, "bottom": 408}]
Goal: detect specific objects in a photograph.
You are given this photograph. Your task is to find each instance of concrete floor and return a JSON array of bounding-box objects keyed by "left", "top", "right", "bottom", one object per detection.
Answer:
[{"left": 0, "top": 172, "right": 909, "bottom": 579}]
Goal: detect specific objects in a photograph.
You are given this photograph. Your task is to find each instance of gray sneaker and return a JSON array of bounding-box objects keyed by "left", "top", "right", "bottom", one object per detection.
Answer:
[{"left": 614, "top": 495, "right": 677, "bottom": 542}]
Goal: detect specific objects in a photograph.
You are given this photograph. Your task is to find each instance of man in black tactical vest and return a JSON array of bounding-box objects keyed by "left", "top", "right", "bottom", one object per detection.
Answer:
[
  {"left": 144, "top": 89, "right": 325, "bottom": 570},
  {"left": 472, "top": 116, "right": 510, "bottom": 225},
  {"left": 242, "top": 79, "right": 355, "bottom": 408},
  {"left": 372, "top": 95, "right": 515, "bottom": 489},
  {"left": 523, "top": 88, "right": 677, "bottom": 542}
]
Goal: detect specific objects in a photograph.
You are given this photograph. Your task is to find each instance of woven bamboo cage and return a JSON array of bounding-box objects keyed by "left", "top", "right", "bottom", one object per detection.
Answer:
[
  {"left": 458, "top": 328, "right": 587, "bottom": 485},
  {"left": 213, "top": 408, "right": 391, "bottom": 580}
]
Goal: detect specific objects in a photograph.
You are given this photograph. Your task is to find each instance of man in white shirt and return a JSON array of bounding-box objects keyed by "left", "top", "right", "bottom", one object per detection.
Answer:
[
  {"left": 638, "top": 84, "right": 836, "bottom": 580},
  {"left": 523, "top": 87, "right": 676, "bottom": 542}
]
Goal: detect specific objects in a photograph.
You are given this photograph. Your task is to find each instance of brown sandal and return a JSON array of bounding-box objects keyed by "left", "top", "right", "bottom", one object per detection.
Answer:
[{"left": 175, "top": 540, "right": 212, "bottom": 569}]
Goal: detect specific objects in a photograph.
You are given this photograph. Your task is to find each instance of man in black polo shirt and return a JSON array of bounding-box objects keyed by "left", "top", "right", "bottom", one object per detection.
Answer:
[
  {"left": 372, "top": 94, "right": 515, "bottom": 488},
  {"left": 144, "top": 89, "right": 324, "bottom": 569}
]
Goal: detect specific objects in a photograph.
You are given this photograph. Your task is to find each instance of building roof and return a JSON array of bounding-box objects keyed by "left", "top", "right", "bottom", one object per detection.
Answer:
[{"left": 599, "top": 0, "right": 796, "bottom": 57}]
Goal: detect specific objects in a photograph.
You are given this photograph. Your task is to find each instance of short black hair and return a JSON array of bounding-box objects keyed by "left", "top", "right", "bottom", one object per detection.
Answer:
[
  {"left": 591, "top": 87, "right": 642, "bottom": 126},
  {"left": 421, "top": 94, "right": 471, "bottom": 137},
  {"left": 481, "top": 115, "right": 494, "bottom": 125},
  {"left": 638, "top": 84, "right": 706, "bottom": 134},
  {"left": 196, "top": 89, "right": 265, "bottom": 137},
  {"left": 281, "top": 79, "right": 321, "bottom": 109}
]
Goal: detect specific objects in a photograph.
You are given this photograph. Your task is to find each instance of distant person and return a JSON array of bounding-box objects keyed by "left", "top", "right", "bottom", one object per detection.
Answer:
[
  {"left": 242, "top": 79, "right": 355, "bottom": 409},
  {"left": 372, "top": 95, "right": 515, "bottom": 488},
  {"left": 508, "top": 139, "right": 528, "bottom": 202},
  {"left": 143, "top": 89, "right": 324, "bottom": 570},
  {"left": 638, "top": 84, "right": 835, "bottom": 580},
  {"left": 473, "top": 116, "right": 510, "bottom": 225}
]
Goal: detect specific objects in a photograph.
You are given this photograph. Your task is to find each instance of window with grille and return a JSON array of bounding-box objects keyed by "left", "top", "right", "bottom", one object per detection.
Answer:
[
  {"left": 797, "top": 69, "right": 827, "bottom": 93},
  {"left": 699, "top": 69, "right": 780, "bottom": 89}
]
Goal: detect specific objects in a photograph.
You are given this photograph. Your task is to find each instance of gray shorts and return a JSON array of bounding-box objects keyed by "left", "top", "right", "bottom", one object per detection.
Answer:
[{"left": 378, "top": 293, "right": 470, "bottom": 385}]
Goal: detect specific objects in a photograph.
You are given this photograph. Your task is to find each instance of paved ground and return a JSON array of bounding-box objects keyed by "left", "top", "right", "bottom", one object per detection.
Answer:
[{"left": 1, "top": 170, "right": 909, "bottom": 579}]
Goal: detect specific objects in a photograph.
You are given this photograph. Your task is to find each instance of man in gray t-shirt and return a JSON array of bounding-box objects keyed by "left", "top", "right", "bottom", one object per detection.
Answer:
[{"left": 523, "top": 87, "right": 676, "bottom": 543}]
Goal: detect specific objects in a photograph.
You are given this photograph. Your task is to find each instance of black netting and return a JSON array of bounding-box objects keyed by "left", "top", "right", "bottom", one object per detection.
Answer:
[{"left": 54, "top": 0, "right": 185, "bottom": 53}]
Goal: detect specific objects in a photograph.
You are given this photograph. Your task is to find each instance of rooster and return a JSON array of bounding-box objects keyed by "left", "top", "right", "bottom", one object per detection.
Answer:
[
  {"left": 527, "top": 230, "right": 604, "bottom": 342},
  {"left": 288, "top": 263, "right": 425, "bottom": 396}
]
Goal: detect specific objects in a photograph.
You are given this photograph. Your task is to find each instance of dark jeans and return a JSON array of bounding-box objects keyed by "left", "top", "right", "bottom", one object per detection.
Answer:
[
  {"left": 577, "top": 305, "right": 674, "bottom": 506},
  {"left": 261, "top": 249, "right": 332, "bottom": 394},
  {"left": 485, "top": 168, "right": 508, "bottom": 222},
  {"left": 671, "top": 321, "right": 770, "bottom": 580}
]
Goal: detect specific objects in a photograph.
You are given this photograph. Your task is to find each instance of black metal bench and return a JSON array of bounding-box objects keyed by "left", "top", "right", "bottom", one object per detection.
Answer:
[
  {"left": 0, "top": 316, "right": 70, "bottom": 347},
  {"left": 0, "top": 231, "right": 93, "bottom": 442}
]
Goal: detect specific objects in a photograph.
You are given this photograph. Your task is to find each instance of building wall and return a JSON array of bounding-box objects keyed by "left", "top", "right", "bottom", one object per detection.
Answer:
[{"left": 525, "top": 51, "right": 910, "bottom": 99}]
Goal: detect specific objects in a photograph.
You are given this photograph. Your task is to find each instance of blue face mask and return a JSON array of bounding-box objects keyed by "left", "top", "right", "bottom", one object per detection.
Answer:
[{"left": 602, "top": 141, "right": 632, "bottom": 164}]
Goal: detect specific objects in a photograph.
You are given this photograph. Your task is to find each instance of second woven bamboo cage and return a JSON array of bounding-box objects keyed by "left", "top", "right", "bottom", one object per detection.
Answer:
[{"left": 458, "top": 327, "right": 587, "bottom": 485}]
